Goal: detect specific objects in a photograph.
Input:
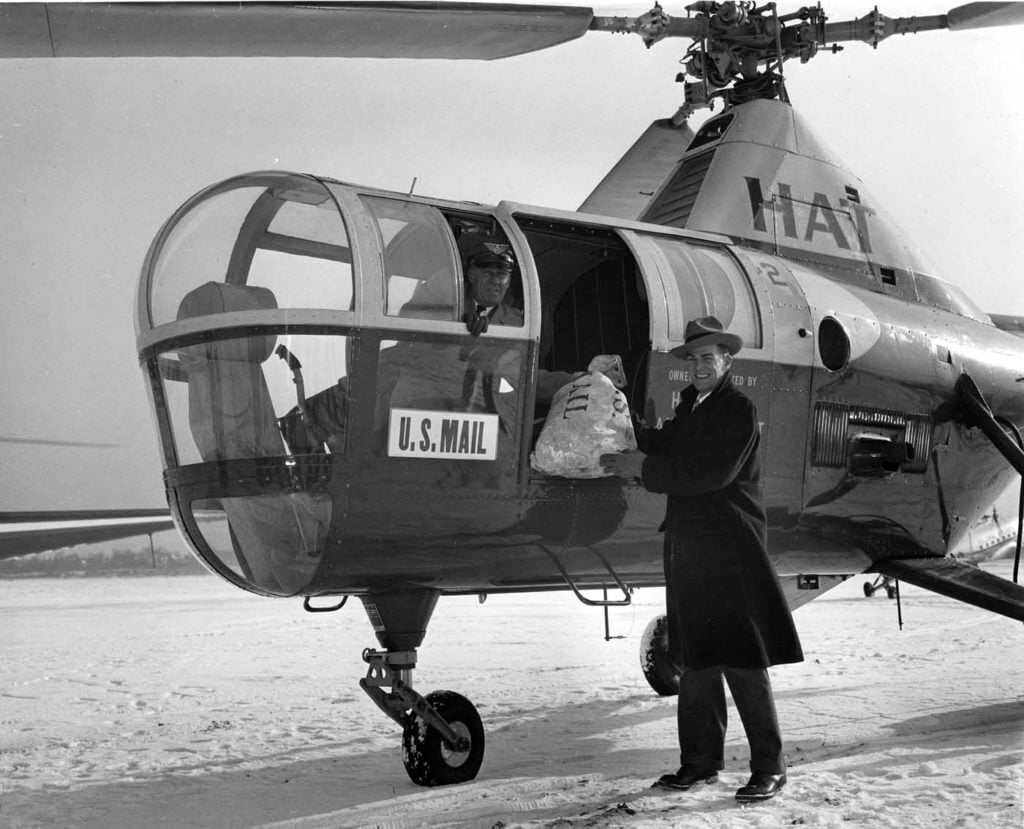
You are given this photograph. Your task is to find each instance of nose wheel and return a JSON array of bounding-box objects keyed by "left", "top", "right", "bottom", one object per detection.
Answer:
[
  {"left": 402, "top": 690, "right": 485, "bottom": 786},
  {"left": 360, "top": 648, "right": 485, "bottom": 786}
]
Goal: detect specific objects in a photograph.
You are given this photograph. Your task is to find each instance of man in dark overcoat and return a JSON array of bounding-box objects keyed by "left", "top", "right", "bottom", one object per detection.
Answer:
[{"left": 601, "top": 316, "right": 803, "bottom": 803}]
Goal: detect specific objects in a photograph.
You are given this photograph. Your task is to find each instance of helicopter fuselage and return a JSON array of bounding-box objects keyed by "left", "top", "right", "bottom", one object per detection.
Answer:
[{"left": 136, "top": 105, "right": 1024, "bottom": 619}]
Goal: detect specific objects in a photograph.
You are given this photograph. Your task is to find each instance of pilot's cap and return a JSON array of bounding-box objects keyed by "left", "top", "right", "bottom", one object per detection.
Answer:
[
  {"left": 467, "top": 245, "right": 515, "bottom": 271},
  {"left": 670, "top": 315, "right": 743, "bottom": 357}
]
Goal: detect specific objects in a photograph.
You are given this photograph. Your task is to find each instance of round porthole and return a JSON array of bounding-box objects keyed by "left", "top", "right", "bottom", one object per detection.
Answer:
[{"left": 818, "top": 317, "right": 850, "bottom": 371}]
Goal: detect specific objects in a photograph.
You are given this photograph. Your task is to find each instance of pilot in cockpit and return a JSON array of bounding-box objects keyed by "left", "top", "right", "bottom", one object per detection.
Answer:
[
  {"left": 460, "top": 244, "right": 579, "bottom": 405},
  {"left": 462, "top": 245, "right": 523, "bottom": 334},
  {"left": 384, "top": 241, "right": 578, "bottom": 415}
]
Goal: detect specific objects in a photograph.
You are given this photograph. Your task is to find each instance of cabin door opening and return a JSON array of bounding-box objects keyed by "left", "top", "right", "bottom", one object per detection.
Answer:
[{"left": 517, "top": 218, "right": 651, "bottom": 427}]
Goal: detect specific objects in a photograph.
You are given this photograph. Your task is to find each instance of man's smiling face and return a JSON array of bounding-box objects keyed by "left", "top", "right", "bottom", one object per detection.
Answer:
[{"left": 686, "top": 343, "right": 732, "bottom": 394}]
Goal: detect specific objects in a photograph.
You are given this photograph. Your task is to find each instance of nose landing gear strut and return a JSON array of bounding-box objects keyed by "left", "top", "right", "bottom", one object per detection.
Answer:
[{"left": 357, "top": 592, "right": 485, "bottom": 786}]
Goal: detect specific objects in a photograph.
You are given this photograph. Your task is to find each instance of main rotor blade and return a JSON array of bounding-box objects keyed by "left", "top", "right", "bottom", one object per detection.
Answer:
[
  {"left": 823, "top": 1, "right": 1024, "bottom": 45},
  {"left": 0, "top": 435, "right": 119, "bottom": 448},
  {"left": 946, "top": 2, "right": 1024, "bottom": 29},
  {"left": 0, "top": 2, "right": 595, "bottom": 60}
]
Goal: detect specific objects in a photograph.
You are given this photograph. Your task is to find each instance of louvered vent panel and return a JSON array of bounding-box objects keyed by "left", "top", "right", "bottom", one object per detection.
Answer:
[
  {"left": 812, "top": 401, "right": 931, "bottom": 474},
  {"left": 640, "top": 149, "right": 716, "bottom": 228},
  {"left": 812, "top": 402, "right": 850, "bottom": 467},
  {"left": 903, "top": 414, "right": 931, "bottom": 474}
]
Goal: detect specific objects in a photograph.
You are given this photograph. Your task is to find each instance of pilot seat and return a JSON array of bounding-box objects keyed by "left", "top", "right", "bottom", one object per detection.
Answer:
[{"left": 176, "top": 281, "right": 331, "bottom": 595}]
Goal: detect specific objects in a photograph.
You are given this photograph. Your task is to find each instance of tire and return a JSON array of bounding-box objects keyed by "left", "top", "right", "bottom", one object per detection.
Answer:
[
  {"left": 402, "top": 690, "right": 484, "bottom": 786},
  {"left": 863, "top": 582, "right": 874, "bottom": 597},
  {"left": 640, "top": 614, "right": 680, "bottom": 696}
]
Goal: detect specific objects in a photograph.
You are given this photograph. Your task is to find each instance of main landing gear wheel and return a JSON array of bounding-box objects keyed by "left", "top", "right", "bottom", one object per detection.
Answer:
[
  {"left": 640, "top": 614, "right": 680, "bottom": 696},
  {"left": 863, "top": 576, "right": 897, "bottom": 599},
  {"left": 402, "top": 690, "right": 485, "bottom": 786}
]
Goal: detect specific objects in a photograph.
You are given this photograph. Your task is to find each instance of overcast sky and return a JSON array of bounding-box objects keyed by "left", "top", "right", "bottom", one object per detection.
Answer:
[{"left": 2, "top": 1, "right": 1022, "bottom": 511}]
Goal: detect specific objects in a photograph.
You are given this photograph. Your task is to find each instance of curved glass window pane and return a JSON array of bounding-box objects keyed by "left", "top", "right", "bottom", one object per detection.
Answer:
[
  {"left": 375, "top": 338, "right": 522, "bottom": 457},
  {"left": 148, "top": 174, "right": 353, "bottom": 326},
  {"left": 193, "top": 496, "right": 330, "bottom": 596},
  {"left": 652, "top": 238, "right": 710, "bottom": 326},
  {"left": 648, "top": 235, "right": 761, "bottom": 349},
  {"left": 688, "top": 245, "right": 761, "bottom": 348},
  {"left": 362, "top": 196, "right": 460, "bottom": 319},
  {"left": 159, "top": 333, "right": 352, "bottom": 465}
]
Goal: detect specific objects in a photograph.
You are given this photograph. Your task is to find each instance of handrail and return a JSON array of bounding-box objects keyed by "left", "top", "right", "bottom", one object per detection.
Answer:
[
  {"left": 303, "top": 595, "right": 348, "bottom": 613},
  {"left": 542, "top": 546, "right": 633, "bottom": 606}
]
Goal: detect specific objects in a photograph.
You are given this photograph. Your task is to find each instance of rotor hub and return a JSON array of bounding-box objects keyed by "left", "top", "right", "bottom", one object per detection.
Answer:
[{"left": 675, "top": 1, "right": 826, "bottom": 112}]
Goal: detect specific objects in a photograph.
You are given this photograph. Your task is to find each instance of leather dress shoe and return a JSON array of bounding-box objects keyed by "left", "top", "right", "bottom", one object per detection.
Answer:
[
  {"left": 652, "top": 765, "right": 718, "bottom": 791},
  {"left": 735, "top": 771, "right": 787, "bottom": 802}
]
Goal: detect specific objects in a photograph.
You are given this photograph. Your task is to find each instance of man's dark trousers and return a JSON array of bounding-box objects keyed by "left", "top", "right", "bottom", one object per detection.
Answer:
[{"left": 678, "top": 665, "right": 785, "bottom": 773}]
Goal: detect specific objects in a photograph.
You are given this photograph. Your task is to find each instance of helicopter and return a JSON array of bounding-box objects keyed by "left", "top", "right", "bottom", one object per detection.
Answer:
[{"left": 3, "top": 0, "right": 1024, "bottom": 788}]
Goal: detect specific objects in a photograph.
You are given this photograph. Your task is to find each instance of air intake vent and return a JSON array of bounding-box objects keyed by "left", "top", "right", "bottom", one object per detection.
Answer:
[
  {"left": 812, "top": 402, "right": 930, "bottom": 474},
  {"left": 640, "top": 149, "right": 717, "bottom": 228}
]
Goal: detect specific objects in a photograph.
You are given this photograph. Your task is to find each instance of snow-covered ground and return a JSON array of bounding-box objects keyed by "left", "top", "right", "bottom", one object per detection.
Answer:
[{"left": 1, "top": 560, "right": 1022, "bottom": 828}]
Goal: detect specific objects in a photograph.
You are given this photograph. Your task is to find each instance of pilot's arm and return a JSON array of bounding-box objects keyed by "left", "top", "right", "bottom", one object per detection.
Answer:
[{"left": 536, "top": 369, "right": 584, "bottom": 405}]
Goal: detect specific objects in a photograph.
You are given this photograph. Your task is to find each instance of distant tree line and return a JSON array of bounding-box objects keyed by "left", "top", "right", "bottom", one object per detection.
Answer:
[{"left": 0, "top": 544, "right": 208, "bottom": 578}]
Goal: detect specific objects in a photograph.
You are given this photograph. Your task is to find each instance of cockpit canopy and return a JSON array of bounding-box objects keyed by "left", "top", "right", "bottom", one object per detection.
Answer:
[
  {"left": 134, "top": 172, "right": 542, "bottom": 597},
  {"left": 140, "top": 172, "right": 355, "bottom": 331}
]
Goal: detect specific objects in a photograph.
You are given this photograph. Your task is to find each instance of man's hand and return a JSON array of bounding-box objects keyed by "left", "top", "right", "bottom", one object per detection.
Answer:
[{"left": 601, "top": 449, "right": 646, "bottom": 480}]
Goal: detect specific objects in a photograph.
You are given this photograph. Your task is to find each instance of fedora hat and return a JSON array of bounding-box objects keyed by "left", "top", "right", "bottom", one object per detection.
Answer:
[{"left": 670, "top": 316, "right": 743, "bottom": 357}]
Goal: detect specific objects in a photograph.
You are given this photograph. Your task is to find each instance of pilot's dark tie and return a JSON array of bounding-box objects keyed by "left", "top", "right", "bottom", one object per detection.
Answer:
[{"left": 465, "top": 303, "right": 490, "bottom": 336}]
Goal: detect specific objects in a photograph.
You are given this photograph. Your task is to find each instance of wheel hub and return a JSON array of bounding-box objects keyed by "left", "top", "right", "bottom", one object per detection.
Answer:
[{"left": 440, "top": 720, "right": 472, "bottom": 767}]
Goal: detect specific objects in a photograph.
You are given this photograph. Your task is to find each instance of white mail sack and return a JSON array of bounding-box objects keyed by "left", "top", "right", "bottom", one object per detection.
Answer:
[
  {"left": 586, "top": 353, "right": 627, "bottom": 388},
  {"left": 530, "top": 370, "right": 637, "bottom": 478}
]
